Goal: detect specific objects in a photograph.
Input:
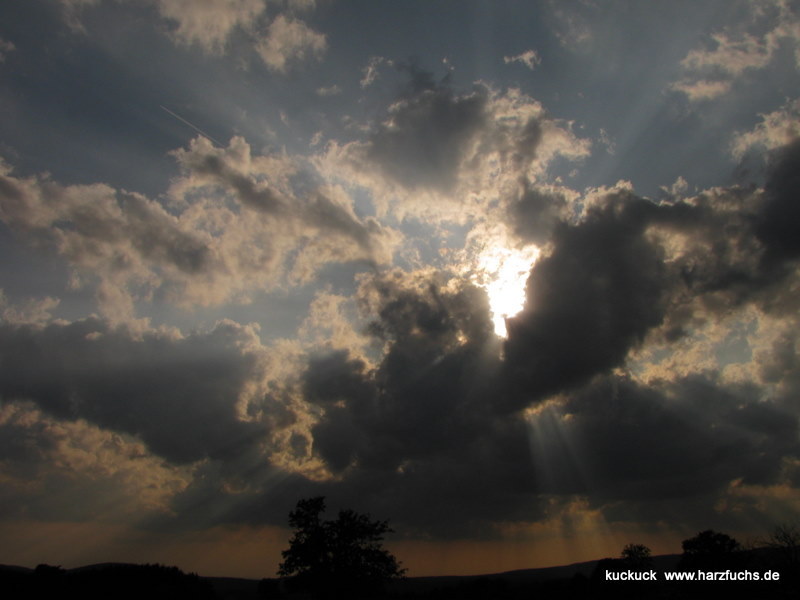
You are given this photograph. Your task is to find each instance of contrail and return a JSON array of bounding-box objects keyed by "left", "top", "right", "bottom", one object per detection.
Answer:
[{"left": 160, "top": 105, "right": 224, "bottom": 147}]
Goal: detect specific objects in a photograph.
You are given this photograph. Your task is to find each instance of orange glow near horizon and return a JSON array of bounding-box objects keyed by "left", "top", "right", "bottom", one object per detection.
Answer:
[{"left": 0, "top": 519, "right": 688, "bottom": 580}]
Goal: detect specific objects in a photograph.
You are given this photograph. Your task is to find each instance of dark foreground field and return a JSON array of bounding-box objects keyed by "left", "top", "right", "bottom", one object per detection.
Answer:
[{"left": 2, "top": 551, "right": 798, "bottom": 600}]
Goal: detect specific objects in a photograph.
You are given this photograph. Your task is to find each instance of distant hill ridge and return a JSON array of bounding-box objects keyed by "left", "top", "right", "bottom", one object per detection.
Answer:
[{"left": 2, "top": 553, "right": 683, "bottom": 581}]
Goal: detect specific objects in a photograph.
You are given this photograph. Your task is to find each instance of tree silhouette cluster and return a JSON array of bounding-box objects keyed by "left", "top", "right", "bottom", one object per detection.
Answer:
[
  {"left": 278, "top": 496, "right": 406, "bottom": 599},
  {"left": 587, "top": 528, "right": 800, "bottom": 599},
  {"left": 273, "top": 505, "right": 800, "bottom": 599},
  {"left": 678, "top": 529, "right": 743, "bottom": 571},
  {"left": 761, "top": 523, "right": 800, "bottom": 570},
  {"left": 621, "top": 543, "right": 653, "bottom": 570}
]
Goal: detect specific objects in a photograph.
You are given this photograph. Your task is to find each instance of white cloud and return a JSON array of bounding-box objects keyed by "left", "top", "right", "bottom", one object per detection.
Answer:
[
  {"left": 169, "top": 136, "right": 400, "bottom": 283},
  {"left": 670, "top": 79, "right": 732, "bottom": 102},
  {"left": 0, "top": 291, "right": 60, "bottom": 327},
  {"left": 672, "top": 2, "right": 800, "bottom": 102},
  {"left": 298, "top": 290, "right": 370, "bottom": 361},
  {"left": 681, "top": 32, "right": 772, "bottom": 77},
  {"left": 256, "top": 14, "right": 327, "bottom": 72},
  {"left": 659, "top": 175, "right": 689, "bottom": 198},
  {"left": 0, "top": 136, "right": 398, "bottom": 320},
  {"left": 59, "top": 0, "right": 331, "bottom": 73},
  {"left": 156, "top": 0, "right": 266, "bottom": 53},
  {"left": 730, "top": 97, "right": 800, "bottom": 159},
  {"left": 503, "top": 49, "right": 541, "bottom": 70},
  {"left": 319, "top": 83, "right": 590, "bottom": 227}
]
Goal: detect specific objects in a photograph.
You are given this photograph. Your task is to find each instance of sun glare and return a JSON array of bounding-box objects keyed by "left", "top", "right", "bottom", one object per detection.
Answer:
[{"left": 473, "top": 245, "right": 540, "bottom": 338}]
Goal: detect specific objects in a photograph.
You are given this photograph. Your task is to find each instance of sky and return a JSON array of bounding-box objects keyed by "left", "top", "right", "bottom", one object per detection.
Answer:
[{"left": 1, "top": 0, "right": 800, "bottom": 580}]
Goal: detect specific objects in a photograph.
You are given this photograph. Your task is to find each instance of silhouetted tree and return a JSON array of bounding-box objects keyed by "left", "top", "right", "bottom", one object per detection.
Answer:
[
  {"left": 680, "top": 529, "right": 743, "bottom": 571},
  {"left": 278, "top": 496, "right": 405, "bottom": 599},
  {"left": 621, "top": 543, "right": 652, "bottom": 570},
  {"left": 764, "top": 522, "right": 800, "bottom": 568},
  {"left": 751, "top": 521, "right": 800, "bottom": 584}
]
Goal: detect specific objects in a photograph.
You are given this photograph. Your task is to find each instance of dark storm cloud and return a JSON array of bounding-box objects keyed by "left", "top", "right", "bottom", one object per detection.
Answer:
[
  {"left": 502, "top": 192, "right": 668, "bottom": 410},
  {"left": 282, "top": 268, "right": 649, "bottom": 534},
  {"left": 278, "top": 136, "right": 800, "bottom": 534},
  {"left": 318, "top": 415, "right": 542, "bottom": 539},
  {"left": 3, "top": 0, "right": 800, "bottom": 572},
  {"left": 755, "top": 138, "right": 800, "bottom": 269},
  {"left": 0, "top": 318, "right": 276, "bottom": 464},
  {"left": 160, "top": 268, "right": 542, "bottom": 535},
  {"left": 757, "top": 324, "right": 800, "bottom": 416},
  {"left": 506, "top": 180, "right": 570, "bottom": 245},
  {"left": 158, "top": 136, "right": 800, "bottom": 534},
  {"left": 650, "top": 145, "right": 800, "bottom": 317},
  {"left": 305, "top": 272, "right": 499, "bottom": 476},
  {"left": 365, "top": 67, "right": 488, "bottom": 191},
  {"left": 528, "top": 374, "right": 798, "bottom": 501},
  {"left": 186, "top": 272, "right": 518, "bottom": 535},
  {"left": 18, "top": 160, "right": 791, "bottom": 537},
  {"left": 501, "top": 139, "right": 800, "bottom": 411},
  {"left": 295, "top": 320, "right": 799, "bottom": 536},
  {"left": 303, "top": 351, "right": 376, "bottom": 473}
]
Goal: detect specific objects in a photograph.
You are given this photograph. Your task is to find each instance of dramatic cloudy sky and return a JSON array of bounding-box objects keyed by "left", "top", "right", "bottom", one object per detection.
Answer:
[{"left": 1, "top": 0, "right": 800, "bottom": 578}]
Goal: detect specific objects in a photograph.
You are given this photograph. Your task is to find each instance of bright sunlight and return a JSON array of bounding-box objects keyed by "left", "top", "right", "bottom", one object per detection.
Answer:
[{"left": 472, "top": 244, "right": 540, "bottom": 338}]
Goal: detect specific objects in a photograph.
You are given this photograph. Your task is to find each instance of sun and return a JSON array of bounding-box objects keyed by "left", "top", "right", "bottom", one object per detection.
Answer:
[{"left": 472, "top": 244, "right": 540, "bottom": 338}]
